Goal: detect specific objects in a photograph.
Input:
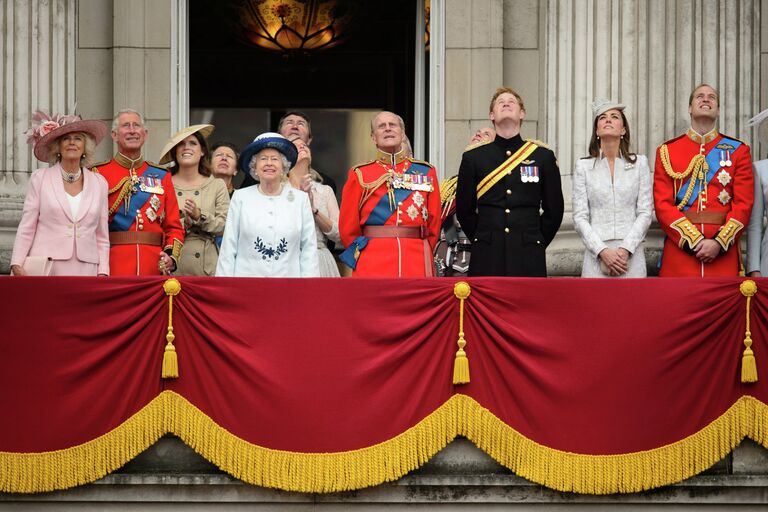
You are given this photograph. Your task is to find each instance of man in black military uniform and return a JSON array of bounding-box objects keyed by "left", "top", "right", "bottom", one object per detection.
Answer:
[{"left": 456, "top": 87, "right": 564, "bottom": 276}]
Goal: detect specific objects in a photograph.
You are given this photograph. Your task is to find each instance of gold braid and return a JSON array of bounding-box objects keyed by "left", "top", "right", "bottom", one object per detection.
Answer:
[
  {"left": 107, "top": 178, "right": 132, "bottom": 216},
  {"left": 660, "top": 144, "right": 708, "bottom": 211},
  {"left": 355, "top": 168, "right": 392, "bottom": 210},
  {"left": 440, "top": 176, "right": 458, "bottom": 205}
]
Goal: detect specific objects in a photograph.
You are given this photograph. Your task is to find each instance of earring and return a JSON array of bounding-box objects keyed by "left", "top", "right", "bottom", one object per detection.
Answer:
[{"left": 596, "top": 136, "right": 600, "bottom": 140}]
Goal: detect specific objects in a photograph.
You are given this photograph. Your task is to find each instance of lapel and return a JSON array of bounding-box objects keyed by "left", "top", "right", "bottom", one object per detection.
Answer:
[
  {"left": 50, "top": 163, "right": 75, "bottom": 222},
  {"left": 75, "top": 169, "right": 96, "bottom": 223}
]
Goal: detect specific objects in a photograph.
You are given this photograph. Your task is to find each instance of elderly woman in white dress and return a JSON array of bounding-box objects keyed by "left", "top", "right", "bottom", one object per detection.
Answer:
[
  {"left": 747, "top": 108, "right": 768, "bottom": 276},
  {"left": 216, "top": 132, "right": 319, "bottom": 277},
  {"left": 572, "top": 99, "right": 653, "bottom": 277},
  {"left": 287, "top": 137, "right": 341, "bottom": 277}
]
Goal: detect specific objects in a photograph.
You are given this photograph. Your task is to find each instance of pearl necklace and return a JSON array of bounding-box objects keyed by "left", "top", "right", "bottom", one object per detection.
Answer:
[{"left": 61, "top": 168, "right": 82, "bottom": 183}]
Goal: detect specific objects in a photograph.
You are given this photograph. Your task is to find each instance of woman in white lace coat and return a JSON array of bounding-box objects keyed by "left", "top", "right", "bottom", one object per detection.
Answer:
[
  {"left": 288, "top": 137, "right": 341, "bottom": 277},
  {"left": 747, "top": 108, "right": 768, "bottom": 276},
  {"left": 572, "top": 99, "right": 653, "bottom": 277}
]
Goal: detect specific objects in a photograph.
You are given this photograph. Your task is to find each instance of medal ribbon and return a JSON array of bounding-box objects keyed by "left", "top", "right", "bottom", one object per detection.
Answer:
[{"left": 476, "top": 141, "right": 538, "bottom": 199}]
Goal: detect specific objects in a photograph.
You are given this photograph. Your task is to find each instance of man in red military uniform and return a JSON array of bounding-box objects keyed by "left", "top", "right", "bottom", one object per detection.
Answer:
[
  {"left": 653, "top": 84, "right": 753, "bottom": 276},
  {"left": 93, "top": 109, "right": 184, "bottom": 275},
  {"left": 339, "top": 111, "right": 441, "bottom": 277}
]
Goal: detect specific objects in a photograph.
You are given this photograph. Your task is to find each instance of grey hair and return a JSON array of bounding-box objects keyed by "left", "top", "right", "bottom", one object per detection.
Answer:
[
  {"left": 248, "top": 150, "right": 291, "bottom": 181},
  {"left": 112, "top": 109, "right": 146, "bottom": 131},
  {"left": 370, "top": 111, "right": 406, "bottom": 134},
  {"left": 46, "top": 132, "right": 97, "bottom": 168}
]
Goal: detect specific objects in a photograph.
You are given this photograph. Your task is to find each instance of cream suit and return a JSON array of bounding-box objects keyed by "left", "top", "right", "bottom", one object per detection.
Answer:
[{"left": 572, "top": 155, "right": 653, "bottom": 277}]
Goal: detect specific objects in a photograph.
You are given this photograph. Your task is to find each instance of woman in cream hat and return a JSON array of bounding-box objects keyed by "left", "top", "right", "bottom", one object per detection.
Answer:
[
  {"left": 11, "top": 111, "right": 110, "bottom": 276},
  {"left": 747, "top": 108, "right": 768, "bottom": 276},
  {"left": 572, "top": 99, "right": 653, "bottom": 277},
  {"left": 159, "top": 124, "right": 230, "bottom": 276},
  {"left": 216, "top": 132, "right": 319, "bottom": 277}
]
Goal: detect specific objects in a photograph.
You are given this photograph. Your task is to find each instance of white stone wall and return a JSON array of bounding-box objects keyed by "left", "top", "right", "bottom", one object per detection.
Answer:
[{"left": 0, "top": 0, "right": 76, "bottom": 270}]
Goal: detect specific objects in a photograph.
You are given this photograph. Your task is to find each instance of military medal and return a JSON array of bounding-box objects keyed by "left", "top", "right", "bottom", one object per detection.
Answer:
[
  {"left": 140, "top": 174, "right": 165, "bottom": 194},
  {"left": 421, "top": 206, "right": 429, "bottom": 221},
  {"left": 412, "top": 191, "right": 424, "bottom": 207},
  {"left": 520, "top": 166, "right": 539, "bottom": 183},
  {"left": 719, "top": 149, "right": 732, "bottom": 168},
  {"left": 716, "top": 170, "right": 732, "bottom": 187},
  {"left": 407, "top": 204, "right": 419, "bottom": 220},
  {"left": 718, "top": 190, "right": 731, "bottom": 205},
  {"left": 146, "top": 208, "right": 157, "bottom": 222},
  {"left": 150, "top": 194, "right": 161, "bottom": 212}
]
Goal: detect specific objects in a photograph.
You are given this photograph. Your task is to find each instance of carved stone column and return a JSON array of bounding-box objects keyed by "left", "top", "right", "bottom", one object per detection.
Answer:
[
  {"left": 0, "top": 0, "right": 76, "bottom": 271},
  {"left": 545, "top": 0, "right": 761, "bottom": 275}
]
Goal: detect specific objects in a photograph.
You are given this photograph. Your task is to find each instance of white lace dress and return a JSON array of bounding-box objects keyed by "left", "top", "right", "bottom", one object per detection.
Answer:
[{"left": 310, "top": 181, "right": 341, "bottom": 277}]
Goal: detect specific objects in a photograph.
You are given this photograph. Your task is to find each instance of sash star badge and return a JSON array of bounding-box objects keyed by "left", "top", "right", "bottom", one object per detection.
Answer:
[
  {"left": 716, "top": 169, "right": 732, "bottom": 187},
  {"left": 718, "top": 189, "right": 732, "bottom": 205},
  {"left": 407, "top": 204, "right": 419, "bottom": 220}
]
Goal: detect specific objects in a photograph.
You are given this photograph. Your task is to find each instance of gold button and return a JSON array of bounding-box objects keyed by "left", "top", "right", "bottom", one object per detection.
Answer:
[
  {"left": 138, "top": 225, "right": 144, "bottom": 231},
  {"left": 506, "top": 150, "right": 512, "bottom": 156},
  {"left": 397, "top": 201, "right": 403, "bottom": 206},
  {"left": 505, "top": 208, "right": 510, "bottom": 214},
  {"left": 536, "top": 240, "right": 541, "bottom": 244},
  {"left": 506, "top": 189, "right": 511, "bottom": 195},
  {"left": 507, "top": 170, "right": 512, "bottom": 175},
  {"left": 504, "top": 228, "right": 510, "bottom": 233}
]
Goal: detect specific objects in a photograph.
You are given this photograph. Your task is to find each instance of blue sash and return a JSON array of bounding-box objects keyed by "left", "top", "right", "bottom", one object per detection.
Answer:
[
  {"left": 109, "top": 166, "right": 168, "bottom": 232},
  {"left": 340, "top": 162, "right": 432, "bottom": 269},
  {"left": 675, "top": 137, "right": 741, "bottom": 211}
]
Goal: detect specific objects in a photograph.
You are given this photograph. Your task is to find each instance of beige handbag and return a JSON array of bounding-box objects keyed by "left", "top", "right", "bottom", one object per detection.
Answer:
[{"left": 22, "top": 256, "right": 54, "bottom": 276}]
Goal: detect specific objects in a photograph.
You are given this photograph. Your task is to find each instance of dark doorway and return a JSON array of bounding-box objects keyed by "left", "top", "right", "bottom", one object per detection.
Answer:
[{"left": 189, "top": 0, "right": 419, "bottom": 191}]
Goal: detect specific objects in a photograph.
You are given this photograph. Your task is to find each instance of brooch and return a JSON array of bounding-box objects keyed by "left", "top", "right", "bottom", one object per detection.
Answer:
[{"left": 716, "top": 170, "right": 732, "bottom": 187}]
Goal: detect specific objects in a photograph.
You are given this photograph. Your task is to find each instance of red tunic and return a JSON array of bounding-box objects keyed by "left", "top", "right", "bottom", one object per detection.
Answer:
[
  {"left": 653, "top": 129, "right": 753, "bottom": 277},
  {"left": 339, "top": 150, "right": 441, "bottom": 277},
  {"left": 94, "top": 154, "right": 184, "bottom": 276}
]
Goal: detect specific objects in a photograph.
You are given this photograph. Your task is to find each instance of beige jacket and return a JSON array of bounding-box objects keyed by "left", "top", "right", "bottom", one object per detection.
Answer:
[{"left": 174, "top": 176, "right": 230, "bottom": 276}]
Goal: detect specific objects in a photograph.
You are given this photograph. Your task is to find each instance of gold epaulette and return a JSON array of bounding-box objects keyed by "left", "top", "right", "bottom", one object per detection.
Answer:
[
  {"left": 440, "top": 176, "right": 458, "bottom": 205},
  {"left": 718, "top": 133, "right": 747, "bottom": 146},
  {"left": 407, "top": 157, "right": 435, "bottom": 168},
  {"left": 90, "top": 160, "right": 111, "bottom": 173},
  {"left": 526, "top": 139, "right": 550, "bottom": 150},
  {"left": 463, "top": 139, "right": 491, "bottom": 152}
]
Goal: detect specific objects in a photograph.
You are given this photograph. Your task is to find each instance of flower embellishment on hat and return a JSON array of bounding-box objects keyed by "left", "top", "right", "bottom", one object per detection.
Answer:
[
  {"left": 591, "top": 98, "right": 626, "bottom": 117},
  {"left": 24, "top": 111, "right": 80, "bottom": 146},
  {"left": 24, "top": 109, "right": 108, "bottom": 162}
]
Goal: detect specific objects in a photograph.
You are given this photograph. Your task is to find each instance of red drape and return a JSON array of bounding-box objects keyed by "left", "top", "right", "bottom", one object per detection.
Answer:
[{"left": 1, "top": 276, "right": 767, "bottom": 493}]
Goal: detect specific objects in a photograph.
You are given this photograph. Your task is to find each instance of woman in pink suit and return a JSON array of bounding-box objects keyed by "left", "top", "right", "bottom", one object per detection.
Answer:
[{"left": 10, "top": 111, "right": 110, "bottom": 276}]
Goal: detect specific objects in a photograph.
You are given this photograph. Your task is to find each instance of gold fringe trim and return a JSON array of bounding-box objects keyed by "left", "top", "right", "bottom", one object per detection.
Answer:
[
  {"left": 458, "top": 394, "right": 763, "bottom": 494},
  {"left": 4, "top": 392, "right": 768, "bottom": 495},
  {"left": 0, "top": 392, "right": 170, "bottom": 494},
  {"left": 167, "top": 391, "right": 457, "bottom": 493}
]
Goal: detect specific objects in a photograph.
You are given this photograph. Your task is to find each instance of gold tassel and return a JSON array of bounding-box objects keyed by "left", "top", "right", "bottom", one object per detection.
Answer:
[
  {"left": 740, "top": 280, "right": 758, "bottom": 383},
  {"left": 162, "top": 278, "right": 182, "bottom": 379},
  {"left": 453, "top": 281, "right": 471, "bottom": 384}
]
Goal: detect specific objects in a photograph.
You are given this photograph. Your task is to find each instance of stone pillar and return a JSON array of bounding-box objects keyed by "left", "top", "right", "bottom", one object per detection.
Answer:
[
  {"left": 546, "top": 0, "right": 761, "bottom": 275},
  {"left": 444, "top": 0, "right": 505, "bottom": 176},
  {"left": 0, "top": 0, "right": 76, "bottom": 271},
  {"left": 112, "top": 0, "right": 173, "bottom": 162}
]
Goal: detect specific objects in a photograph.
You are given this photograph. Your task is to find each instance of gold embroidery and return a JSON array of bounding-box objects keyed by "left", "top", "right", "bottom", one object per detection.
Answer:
[{"left": 670, "top": 218, "right": 704, "bottom": 249}]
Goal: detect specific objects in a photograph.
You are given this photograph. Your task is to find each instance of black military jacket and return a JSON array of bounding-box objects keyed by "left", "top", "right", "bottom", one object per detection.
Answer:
[{"left": 456, "top": 134, "right": 564, "bottom": 276}]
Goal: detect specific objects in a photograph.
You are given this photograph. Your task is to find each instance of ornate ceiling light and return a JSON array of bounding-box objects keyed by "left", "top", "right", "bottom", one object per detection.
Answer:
[{"left": 239, "top": 0, "right": 356, "bottom": 53}]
